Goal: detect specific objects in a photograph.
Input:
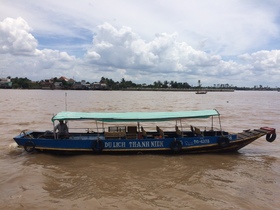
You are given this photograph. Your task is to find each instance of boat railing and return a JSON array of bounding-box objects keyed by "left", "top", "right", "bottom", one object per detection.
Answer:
[
  {"left": 65, "top": 125, "right": 227, "bottom": 139},
  {"left": 68, "top": 127, "right": 105, "bottom": 133},
  {"left": 194, "top": 126, "right": 228, "bottom": 136}
]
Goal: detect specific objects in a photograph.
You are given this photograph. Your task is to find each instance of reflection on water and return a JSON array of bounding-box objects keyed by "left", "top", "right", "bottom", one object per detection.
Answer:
[{"left": 1, "top": 90, "right": 280, "bottom": 209}]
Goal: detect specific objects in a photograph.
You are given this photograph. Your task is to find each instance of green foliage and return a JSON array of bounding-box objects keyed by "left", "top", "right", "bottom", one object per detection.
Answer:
[
  {"left": 3, "top": 76, "right": 276, "bottom": 90},
  {"left": 99, "top": 77, "right": 190, "bottom": 90},
  {"left": 11, "top": 77, "right": 32, "bottom": 89},
  {"left": 8, "top": 76, "right": 192, "bottom": 90}
]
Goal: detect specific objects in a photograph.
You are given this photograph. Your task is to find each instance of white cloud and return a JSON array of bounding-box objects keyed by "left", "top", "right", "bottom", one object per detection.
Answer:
[
  {"left": 1, "top": 0, "right": 279, "bottom": 56},
  {"left": 35, "top": 49, "right": 75, "bottom": 69},
  {"left": 1, "top": 0, "right": 280, "bottom": 88},
  {"left": 240, "top": 50, "right": 280, "bottom": 70},
  {"left": 147, "top": 0, "right": 280, "bottom": 56},
  {"left": 86, "top": 23, "right": 222, "bottom": 75},
  {"left": 238, "top": 50, "right": 280, "bottom": 85},
  {"left": 0, "top": 17, "right": 38, "bottom": 55},
  {"left": 0, "top": 17, "right": 78, "bottom": 80}
]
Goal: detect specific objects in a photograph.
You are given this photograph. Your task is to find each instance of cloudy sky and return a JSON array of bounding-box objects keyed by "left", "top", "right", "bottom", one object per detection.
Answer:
[{"left": 1, "top": 0, "right": 280, "bottom": 87}]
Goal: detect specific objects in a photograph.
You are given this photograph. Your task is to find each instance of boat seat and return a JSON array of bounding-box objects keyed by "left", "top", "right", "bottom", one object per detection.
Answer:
[
  {"left": 175, "top": 125, "right": 186, "bottom": 137},
  {"left": 126, "top": 126, "right": 138, "bottom": 139},
  {"left": 175, "top": 125, "right": 181, "bottom": 136},
  {"left": 190, "top": 125, "right": 203, "bottom": 136},
  {"left": 156, "top": 126, "right": 166, "bottom": 138},
  {"left": 141, "top": 126, "right": 148, "bottom": 139},
  {"left": 105, "top": 131, "right": 126, "bottom": 139},
  {"left": 194, "top": 127, "right": 203, "bottom": 136},
  {"left": 126, "top": 134, "right": 137, "bottom": 139},
  {"left": 109, "top": 126, "right": 126, "bottom": 132}
]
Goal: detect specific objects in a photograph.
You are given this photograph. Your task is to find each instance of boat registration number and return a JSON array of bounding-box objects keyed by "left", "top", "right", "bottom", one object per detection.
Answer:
[{"left": 193, "top": 139, "right": 210, "bottom": 144}]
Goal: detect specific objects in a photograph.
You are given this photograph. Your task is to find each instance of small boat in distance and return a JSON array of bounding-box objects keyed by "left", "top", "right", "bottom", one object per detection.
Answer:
[
  {"left": 195, "top": 80, "right": 207, "bottom": 94},
  {"left": 13, "top": 109, "right": 277, "bottom": 154},
  {"left": 196, "top": 90, "right": 207, "bottom": 94}
]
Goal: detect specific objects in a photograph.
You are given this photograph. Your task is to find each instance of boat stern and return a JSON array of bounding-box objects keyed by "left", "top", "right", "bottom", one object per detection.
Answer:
[{"left": 13, "top": 130, "right": 37, "bottom": 150}]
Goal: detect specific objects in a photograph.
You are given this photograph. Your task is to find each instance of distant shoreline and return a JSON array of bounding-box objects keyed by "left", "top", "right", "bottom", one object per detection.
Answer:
[
  {"left": 1, "top": 88, "right": 279, "bottom": 92},
  {"left": 121, "top": 88, "right": 235, "bottom": 92}
]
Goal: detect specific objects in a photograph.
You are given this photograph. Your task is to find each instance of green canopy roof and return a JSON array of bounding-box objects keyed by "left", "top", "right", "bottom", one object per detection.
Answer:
[{"left": 52, "top": 109, "right": 219, "bottom": 123}]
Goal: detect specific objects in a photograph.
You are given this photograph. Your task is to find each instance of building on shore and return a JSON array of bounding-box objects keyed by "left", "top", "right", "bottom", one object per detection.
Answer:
[{"left": 0, "top": 78, "right": 12, "bottom": 88}]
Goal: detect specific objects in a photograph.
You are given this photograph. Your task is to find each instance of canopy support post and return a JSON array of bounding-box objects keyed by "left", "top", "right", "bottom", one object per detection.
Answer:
[
  {"left": 95, "top": 120, "right": 100, "bottom": 139},
  {"left": 218, "top": 115, "right": 222, "bottom": 132},
  {"left": 53, "top": 120, "right": 57, "bottom": 139}
]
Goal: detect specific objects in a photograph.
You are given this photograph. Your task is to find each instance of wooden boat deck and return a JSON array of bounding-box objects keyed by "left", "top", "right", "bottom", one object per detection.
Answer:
[{"left": 237, "top": 128, "right": 268, "bottom": 140}]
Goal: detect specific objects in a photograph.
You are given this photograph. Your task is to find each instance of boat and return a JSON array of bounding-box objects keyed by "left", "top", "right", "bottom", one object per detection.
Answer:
[
  {"left": 195, "top": 80, "right": 207, "bottom": 94},
  {"left": 195, "top": 90, "right": 207, "bottom": 94},
  {"left": 13, "top": 109, "right": 277, "bottom": 154}
]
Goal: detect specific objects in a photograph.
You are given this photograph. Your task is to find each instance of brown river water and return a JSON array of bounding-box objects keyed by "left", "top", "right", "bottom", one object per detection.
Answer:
[{"left": 0, "top": 89, "right": 280, "bottom": 210}]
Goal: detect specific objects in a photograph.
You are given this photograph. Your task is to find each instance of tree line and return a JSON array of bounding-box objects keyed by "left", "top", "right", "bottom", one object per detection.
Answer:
[
  {"left": 6, "top": 76, "right": 192, "bottom": 90},
  {"left": 99, "top": 77, "right": 191, "bottom": 89},
  {"left": 2, "top": 76, "right": 278, "bottom": 90}
]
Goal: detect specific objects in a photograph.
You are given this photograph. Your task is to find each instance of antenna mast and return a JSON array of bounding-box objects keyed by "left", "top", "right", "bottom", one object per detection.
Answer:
[{"left": 65, "top": 92, "right": 68, "bottom": 111}]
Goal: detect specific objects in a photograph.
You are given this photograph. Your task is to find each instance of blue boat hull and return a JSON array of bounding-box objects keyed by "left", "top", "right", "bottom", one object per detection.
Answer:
[{"left": 13, "top": 128, "right": 274, "bottom": 154}]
